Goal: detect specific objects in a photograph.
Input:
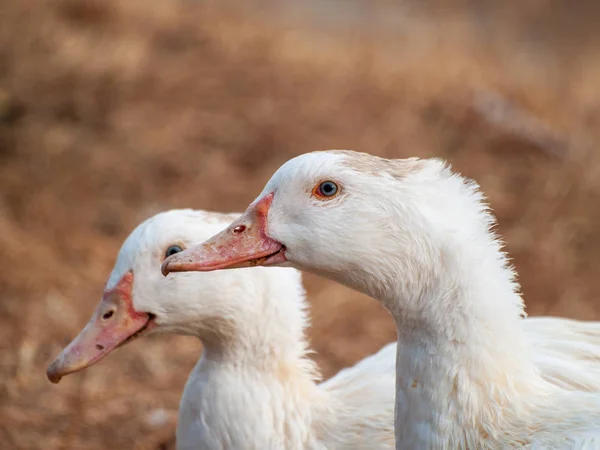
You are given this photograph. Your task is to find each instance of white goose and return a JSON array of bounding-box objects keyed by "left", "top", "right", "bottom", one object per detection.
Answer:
[
  {"left": 47, "top": 209, "right": 397, "bottom": 450},
  {"left": 162, "top": 151, "right": 600, "bottom": 449}
]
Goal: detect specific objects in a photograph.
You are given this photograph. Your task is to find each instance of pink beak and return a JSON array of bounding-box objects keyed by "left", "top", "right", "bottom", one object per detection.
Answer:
[
  {"left": 161, "top": 193, "right": 286, "bottom": 275},
  {"left": 46, "top": 272, "right": 155, "bottom": 384}
]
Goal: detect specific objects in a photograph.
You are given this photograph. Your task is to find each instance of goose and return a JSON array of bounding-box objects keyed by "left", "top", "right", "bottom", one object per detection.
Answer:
[
  {"left": 162, "top": 151, "right": 600, "bottom": 449},
  {"left": 47, "top": 209, "right": 397, "bottom": 450}
]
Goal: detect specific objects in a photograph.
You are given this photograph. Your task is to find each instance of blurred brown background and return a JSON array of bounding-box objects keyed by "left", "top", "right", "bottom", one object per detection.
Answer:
[{"left": 2, "top": 0, "right": 600, "bottom": 448}]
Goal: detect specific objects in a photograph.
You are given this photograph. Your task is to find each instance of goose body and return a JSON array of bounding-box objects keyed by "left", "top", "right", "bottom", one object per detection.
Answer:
[
  {"left": 163, "top": 151, "right": 600, "bottom": 449},
  {"left": 47, "top": 210, "right": 397, "bottom": 449}
]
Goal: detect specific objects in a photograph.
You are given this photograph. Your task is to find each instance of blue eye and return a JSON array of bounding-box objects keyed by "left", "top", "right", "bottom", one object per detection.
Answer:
[
  {"left": 315, "top": 181, "right": 338, "bottom": 198},
  {"left": 165, "top": 245, "right": 183, "bottom": 259}
]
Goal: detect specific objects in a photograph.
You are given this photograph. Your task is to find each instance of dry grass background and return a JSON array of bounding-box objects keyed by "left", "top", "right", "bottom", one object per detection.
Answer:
[{"left": 1, "top": 0, "right": 600, "bottom": 448}]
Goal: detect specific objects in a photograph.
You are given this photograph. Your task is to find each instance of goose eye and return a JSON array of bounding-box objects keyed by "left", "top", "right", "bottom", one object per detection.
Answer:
[
  {"left": 313, "top": 181, "right": 339, "bottom": 199},
  {"left": 164, "top": 245, "right": 183, "bottom": 259}
]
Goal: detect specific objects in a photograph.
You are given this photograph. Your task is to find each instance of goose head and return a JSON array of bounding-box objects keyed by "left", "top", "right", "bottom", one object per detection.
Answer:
[
  {"left": 48, "top": 209, "right": 305, "bottom": 383},
  {"left": 161, "top": 152, "right": 447, "bottom": 291}
]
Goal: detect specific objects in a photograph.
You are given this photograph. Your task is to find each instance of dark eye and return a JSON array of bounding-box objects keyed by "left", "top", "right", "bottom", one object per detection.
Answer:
[
  {"left": 314, "top": 181, "right": 339, "bottom": 199},
  {"left": 164, "top": 245, "right": 183, "bottom": 259}
]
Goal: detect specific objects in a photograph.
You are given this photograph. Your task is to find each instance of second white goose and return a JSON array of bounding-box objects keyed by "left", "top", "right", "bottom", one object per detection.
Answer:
[{"left": 47, "top": 209, "right": 397, "bottom": 450}]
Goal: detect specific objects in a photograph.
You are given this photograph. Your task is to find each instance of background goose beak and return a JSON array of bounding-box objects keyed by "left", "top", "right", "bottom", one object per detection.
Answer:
[
  {"left": 162, "top": 193, "right": 285, "bottom": 275},
  {"left": 46, "top": 272, "right": 154, "bottom": 384}
]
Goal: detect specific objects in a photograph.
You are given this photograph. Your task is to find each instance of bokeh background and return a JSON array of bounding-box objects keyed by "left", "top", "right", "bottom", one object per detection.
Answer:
[{"left": 2, "top": 0, "right": 600, "bottom": 448}]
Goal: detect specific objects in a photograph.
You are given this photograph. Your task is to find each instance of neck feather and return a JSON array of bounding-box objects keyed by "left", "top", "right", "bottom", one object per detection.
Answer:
[
  {"left": 359, "top": 174, "right": 549, "bottom": 446},
  {"left": 179, "top": 268, "right": 328, "bottom": 449},
  {"left": 195, "top": 267, "right": 320, "bottom": 383}
]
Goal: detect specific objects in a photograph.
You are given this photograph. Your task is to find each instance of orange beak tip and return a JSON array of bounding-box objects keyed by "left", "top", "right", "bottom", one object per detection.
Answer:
[
  {"left": 47, "top": 371, "right": 62, "bottom": 384},
  {"left": 160, "top": 259, "right": 189, "bottom": 275},
  {"left": 160, "top": 260, "right": 170, "bottom": 276}
]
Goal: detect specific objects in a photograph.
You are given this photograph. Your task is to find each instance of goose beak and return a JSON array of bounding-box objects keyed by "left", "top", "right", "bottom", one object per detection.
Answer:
[
  {"left": 46, "top": 272, "right": 155, "bottom": 384},
  {"left": 161, "top": 193, "right": 286, "bottom": 275}
]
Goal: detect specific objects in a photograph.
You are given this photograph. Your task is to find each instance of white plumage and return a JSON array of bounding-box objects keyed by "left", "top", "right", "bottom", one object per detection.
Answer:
[{"left": 163, "top": 150, "right": 600, "bottom": 449}]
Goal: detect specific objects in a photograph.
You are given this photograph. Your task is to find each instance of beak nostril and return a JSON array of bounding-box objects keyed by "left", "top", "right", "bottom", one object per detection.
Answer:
[
  {"left": 102, "top": 310, "right": 114, "bottom": 320},
  {"left": 96, "top": 344, "right": 104, "bottom": 351},
  {"left": 233, "top": 225, "right": 246, "bottom": 234}
]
